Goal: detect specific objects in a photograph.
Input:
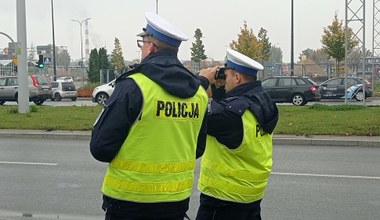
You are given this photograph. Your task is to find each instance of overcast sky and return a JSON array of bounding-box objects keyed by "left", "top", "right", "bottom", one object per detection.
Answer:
[{"left": 0, "top": 0, "right": 372, "bottom": 63}]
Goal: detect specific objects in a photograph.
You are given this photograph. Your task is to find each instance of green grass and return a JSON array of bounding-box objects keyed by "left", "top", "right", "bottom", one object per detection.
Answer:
[
  {"left": 1, "top": 105, "right": 103, "bottom": 131},
  {"left": 276, "top": 104, "right": 380, "bottom": 136},
  {"left": 1, "top": 104, "right": 379, "bottom": 136}
]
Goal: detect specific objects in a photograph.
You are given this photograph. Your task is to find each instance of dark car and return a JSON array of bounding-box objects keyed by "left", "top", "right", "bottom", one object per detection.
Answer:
[
  {"left": 319, "top": 77, "right": 373, "bottom": 101},
  {"left": 261, "top": 76, "right": 321, "bottom": 106}
]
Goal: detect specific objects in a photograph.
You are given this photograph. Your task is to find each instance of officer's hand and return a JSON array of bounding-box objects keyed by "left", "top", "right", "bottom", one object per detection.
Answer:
[
  {"left": 199, "top": 66, "right": 218, "bottom": 85},
  {"left": 214, "top": 79, "right": 226, "bottom": 88}
]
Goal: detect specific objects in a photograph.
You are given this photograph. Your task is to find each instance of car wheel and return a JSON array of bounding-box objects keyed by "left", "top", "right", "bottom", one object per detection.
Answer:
[
  {"left": 71, "top": 97, "right": 77, "bottom": 101},
  {"left": 95, "top": 92, "right": 109, "bottom": 105},
  {"left": 55, "top": 93, "right": 62, "bottom": 101},
  {"left": 291, "top": 94, "right": 306, "bottom": 106},
  {"left": 0, "top": 101, "right": 5, "bottom": 105},
  {"left": 355, "top": 91, "right": 364, "bottom": 101},
  {"left": 34, "top": 100, "right": 44, "bottom": 105}
]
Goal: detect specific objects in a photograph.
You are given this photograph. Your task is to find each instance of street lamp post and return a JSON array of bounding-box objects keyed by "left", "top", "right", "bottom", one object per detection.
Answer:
[
  {"left": 156, "top": 0, "right": 159, "bottom": 14},
  {"left": 290, "top": 0, "right": 294, "bottom": 76},
  {"left": 71, "top": 18, "right": 91, "bottom": 86},
  {"left": 51, "top": 0, "right": 57, "bottom": 81}
]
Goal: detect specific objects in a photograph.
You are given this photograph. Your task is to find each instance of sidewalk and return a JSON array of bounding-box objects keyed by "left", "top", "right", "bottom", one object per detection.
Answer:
[{"left": 0, "top": 129, "right": 379, "bottom": 147}]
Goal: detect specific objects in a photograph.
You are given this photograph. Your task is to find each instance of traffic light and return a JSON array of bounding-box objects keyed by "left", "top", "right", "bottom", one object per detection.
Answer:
[{"left": 36, "top": 55, "right": 44, "bottom": 69}]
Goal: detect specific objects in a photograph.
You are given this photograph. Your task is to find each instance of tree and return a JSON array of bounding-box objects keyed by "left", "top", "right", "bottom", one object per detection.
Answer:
[
  {"left": 190, "top": 28, "right": 207, "bottom": 64},
  {"left": 321, "top": 13, "right": 358, "bottom": 75},
  {"left": 111, "top": 37, "right": 125, "bottom": 70},
  {"left": 87, "top": 48, "right": 99, "bottom": 83},
  {"left": 266, "top": 46, "right": 283, "bottom": 66},
  {"left": 299, "top": 48, "right": 329, "bottom": 64},
  {"left": 55, "top": 49, "right": 71, "bottom": 70},
  {"left": 99, "top": 47, "right": 110, "bottom": 70},
  {"left": 230, "top": 21, "right": 263, "bottom": 61},
  {"left": 258, "top": 28, "right": 271, "bottom": 63}
]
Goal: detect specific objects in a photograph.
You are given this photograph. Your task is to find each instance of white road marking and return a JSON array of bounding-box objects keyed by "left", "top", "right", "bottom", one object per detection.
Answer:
[
  {"left": 0, "top": 161, "right": 58, "bottom": 166},
  {"left": 272, "top": 172, "right": 380, "bottom": 180}
]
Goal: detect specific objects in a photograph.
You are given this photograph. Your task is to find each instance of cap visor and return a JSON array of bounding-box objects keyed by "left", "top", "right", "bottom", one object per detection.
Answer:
[{"left": 137, "top": 28, "right": 149, "bottom": 37}]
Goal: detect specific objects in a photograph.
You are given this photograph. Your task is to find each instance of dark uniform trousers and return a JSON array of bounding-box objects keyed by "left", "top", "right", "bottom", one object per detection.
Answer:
[
  {"left": 196, "top": 194, "right": 262, "bottom": 220},
  {"left": 103, "top": 195, "right": 190, "bottom": 220},
  {"left": 105, "top": 213, "right": 187, "bottom": 220}
]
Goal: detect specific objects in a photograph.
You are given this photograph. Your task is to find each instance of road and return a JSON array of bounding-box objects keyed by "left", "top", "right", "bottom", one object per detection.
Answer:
[{"left": 0, "top": 138, "right": 380, "bottom": 219}]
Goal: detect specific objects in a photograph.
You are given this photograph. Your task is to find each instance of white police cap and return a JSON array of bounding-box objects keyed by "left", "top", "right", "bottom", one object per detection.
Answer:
[
  {"left": 137, "top": 12, "right": 189, "bottom": 47},
  {"left": 225, "top": 48, "right": 264, "bottom": 76}
]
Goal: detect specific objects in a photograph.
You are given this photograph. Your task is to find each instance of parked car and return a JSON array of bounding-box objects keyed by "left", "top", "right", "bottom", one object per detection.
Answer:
[
  {"left": 261, "top": 76, "right": 321, "bottom": 106},
  {"left": 56, "top": 77, "right": 74, "bottom": 82},
  {"left": 50, "top": 81, "right": 77, "bottom": 101},
  {"left": 0, "top": 75, "right": 52, "bottom": 105},
  {"left": 91, "top": 79, "right": 115, "bottom": 105},
  {"left": 319, "top": 77, "right": 373, "bottom": 101}
]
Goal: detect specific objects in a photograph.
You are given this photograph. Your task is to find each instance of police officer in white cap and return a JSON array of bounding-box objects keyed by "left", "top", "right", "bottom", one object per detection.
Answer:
[
  {"left": 90, "top": 11, "right": 208, "bottom": 220},
  {"left": 196, "top": 48, "right": 279, "bottom": 220}
]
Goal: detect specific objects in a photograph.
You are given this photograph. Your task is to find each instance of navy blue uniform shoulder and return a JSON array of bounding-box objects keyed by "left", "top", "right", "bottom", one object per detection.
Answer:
[
  {"left": 241, "top": 87, "right": 279, "bottom": 134},
  {"left": 220, "top": 97, "right": 250, "bottom": 117}
]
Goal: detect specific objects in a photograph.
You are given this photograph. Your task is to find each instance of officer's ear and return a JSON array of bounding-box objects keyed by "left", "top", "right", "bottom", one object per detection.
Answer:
[
  {"left": 235, "top": 72, "right": 242, "bottom": 83},
  {"left": 236, "top": 72, "right": 252, "bottom": 84}
]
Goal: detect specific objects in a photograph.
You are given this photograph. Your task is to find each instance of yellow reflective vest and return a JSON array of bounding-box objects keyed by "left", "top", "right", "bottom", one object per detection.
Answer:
[
  {"left": 198, "top": 110, "right": 273, "bottom": 203},
  {"left": 102, "top": 73, "right": 208, "bottom": 202}
]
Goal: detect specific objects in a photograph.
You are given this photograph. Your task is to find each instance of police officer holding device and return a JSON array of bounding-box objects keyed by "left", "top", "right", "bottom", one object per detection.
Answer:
[
  {"left": 196, "top": 48, "right": 279, "bottom": 220},
  {"left": 90, "top": 12, "right": 208, "bottom": 220}
]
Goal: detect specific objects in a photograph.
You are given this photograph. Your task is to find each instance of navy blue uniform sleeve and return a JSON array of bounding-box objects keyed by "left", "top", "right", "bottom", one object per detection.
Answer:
[
  {"left": 196, "top": 110, "right": 207, "bottom": 158},
  {"left": 198, "top": 76, "right": 210, "bottom": 90},
  {"left": 211, "top": 84, "right": 226, "bottom": 101},
  {"left": 90, "top": 79, "right": 142, "bottom": 162},
  {"left": 207, "top": 100, "right": 243, "bottom": 149}
]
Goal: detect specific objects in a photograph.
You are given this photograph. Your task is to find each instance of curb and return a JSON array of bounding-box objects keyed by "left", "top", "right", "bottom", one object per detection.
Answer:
[
  {"left": 0, "top": 130, "right": 90, "bottom": 141},
  {"left": 273, "top": 137, "right": 380, "bottom": 147},
  {"left": 0, "top": 130, "right": 379, "bottom": 147}
]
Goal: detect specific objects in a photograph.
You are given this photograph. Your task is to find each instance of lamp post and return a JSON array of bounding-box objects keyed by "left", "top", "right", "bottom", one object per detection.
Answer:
[
  {"left": 156, "top": 0, "right": 159, "bottom": 14},
  {"left": 51, "top": 0, "right": 57, "bottom": 81},
  {"left": 290, "top": 0, "right": 294, "bottom": 76},
  {"left": 71, "top": 17, "right": 91, "bottom": 86}
]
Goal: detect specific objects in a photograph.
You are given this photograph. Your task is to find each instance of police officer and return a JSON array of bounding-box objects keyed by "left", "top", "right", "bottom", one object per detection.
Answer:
[
  {"left": 90, "top": 12, "right": 208, "bottom": 220},
  {"left": 196, "top": 48, "right": 279, "bottom": 220}
]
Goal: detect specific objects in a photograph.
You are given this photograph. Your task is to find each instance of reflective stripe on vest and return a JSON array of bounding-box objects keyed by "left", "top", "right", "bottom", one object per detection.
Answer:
[
  {"left": 198, "top": 110, "right": 273, "bottom": 203},
  {"left": 102, "top": 72, "right": 208, "bottom": 202}
]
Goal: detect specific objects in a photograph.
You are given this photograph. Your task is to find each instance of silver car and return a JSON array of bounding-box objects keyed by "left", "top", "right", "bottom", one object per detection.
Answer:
[
  {"left": 0, "top": 75, "right": 52, "bottom": 105},
  {"left": 50, "top": 81, "right": 77, "bottom": 101}
]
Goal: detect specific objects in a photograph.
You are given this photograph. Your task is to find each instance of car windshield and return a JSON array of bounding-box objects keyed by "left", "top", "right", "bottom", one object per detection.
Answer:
[
  {"left": 51, "top": 82, "right": 59, "bottom": 88},
  {"left": 36, "top": 76, "right": 49, "bottom": 85},
  {"left": 62, "top": 82, "right": 76, "bottom": 91},
  {"left": 307, "top": 78, "right": 318, "bottom": 85}
]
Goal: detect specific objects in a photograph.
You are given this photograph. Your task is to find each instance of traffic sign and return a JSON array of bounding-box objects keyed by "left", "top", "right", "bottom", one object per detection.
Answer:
[{"left": 43, "top": 57, "right": 51, "bottom": 64}]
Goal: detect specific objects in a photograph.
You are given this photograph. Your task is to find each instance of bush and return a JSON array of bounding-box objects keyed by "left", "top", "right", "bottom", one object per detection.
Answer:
[{"left": 76, "top": 83, "right": 101, "bottom": 97}]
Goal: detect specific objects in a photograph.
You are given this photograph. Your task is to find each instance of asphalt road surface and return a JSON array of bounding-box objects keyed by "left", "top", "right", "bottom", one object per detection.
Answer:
[{"left": 0, "top": 138, "right": 379, "bottom": 219}]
